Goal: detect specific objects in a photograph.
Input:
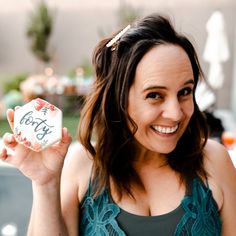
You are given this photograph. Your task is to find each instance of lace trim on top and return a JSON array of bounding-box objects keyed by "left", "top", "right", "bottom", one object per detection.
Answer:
[
  {"left": 80, "top": 189, "right": 125, "bottom": 236},
  {"left": 174, "top": 178, "right": 221, "bottom": 236},
  {"left": 79, "top": 178, "right": 221, "bottom": 236}
]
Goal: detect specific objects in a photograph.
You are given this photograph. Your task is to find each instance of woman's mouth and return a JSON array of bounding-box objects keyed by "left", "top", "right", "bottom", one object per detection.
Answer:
[{"left": 151, "top": 124, "right": 179, "bottom": 134}]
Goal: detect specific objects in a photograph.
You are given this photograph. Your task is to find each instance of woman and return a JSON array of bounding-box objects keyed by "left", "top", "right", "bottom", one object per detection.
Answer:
[{"left": 1, "top": 14, "right": 236, "bottom": 236}]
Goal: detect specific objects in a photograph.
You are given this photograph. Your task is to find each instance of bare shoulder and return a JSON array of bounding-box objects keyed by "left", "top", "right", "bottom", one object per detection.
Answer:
[
  {"left": 204, "top": 139, "right": 236, "bottom": 234},
  {"left": 60, "top": 143, "right": 93, "bottom": 234},
  {"left": 64, "top": 142, "right": 93, "bottom": 173},
  {"left": 204, "top": 139, "right": 235, "bottom": 176},
  {"left": 62, "top": 142, "right": 93, "bottom": 201}
]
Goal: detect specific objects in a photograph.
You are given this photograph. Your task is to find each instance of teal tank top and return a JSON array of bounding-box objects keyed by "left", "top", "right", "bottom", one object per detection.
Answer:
[{"left": 79, "top": 178, "right": 221, "bottom": 235}]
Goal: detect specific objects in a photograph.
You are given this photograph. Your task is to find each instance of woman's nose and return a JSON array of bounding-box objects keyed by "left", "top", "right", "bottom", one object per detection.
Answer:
[{"left": 162, "top": 99, "right": 183, "bottom": 121}]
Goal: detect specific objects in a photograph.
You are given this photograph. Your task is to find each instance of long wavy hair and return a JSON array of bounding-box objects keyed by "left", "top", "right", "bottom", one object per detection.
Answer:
[{"left": 78, "top": 13, "right": 209, "bottom": 198}]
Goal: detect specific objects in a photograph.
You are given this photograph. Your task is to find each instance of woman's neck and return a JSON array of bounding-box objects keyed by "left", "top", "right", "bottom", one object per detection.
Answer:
[{"left": 133, "top": 145, "right": 168, "bottom": 170}]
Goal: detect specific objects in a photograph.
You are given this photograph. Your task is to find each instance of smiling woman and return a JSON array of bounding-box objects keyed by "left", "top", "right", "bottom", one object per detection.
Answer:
[
  {"left": 0, "top": 13, "right": 236, "bottom": 236},
  {"left": 77, "top": 14, "right": 235, "bottom": 235}
]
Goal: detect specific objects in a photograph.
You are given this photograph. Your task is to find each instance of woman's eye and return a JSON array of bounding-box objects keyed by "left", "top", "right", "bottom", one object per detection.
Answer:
[
  {"left": 146, "top": 92, "right": 161, "bottom": 100},
  {"left": 178, "top": 87, "right": 193, "bottom": 97}
]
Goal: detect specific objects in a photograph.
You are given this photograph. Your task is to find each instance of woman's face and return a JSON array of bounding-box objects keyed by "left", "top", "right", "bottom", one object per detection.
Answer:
[{"left": 128, "top": 44, "right": 195, "bottom": 154}]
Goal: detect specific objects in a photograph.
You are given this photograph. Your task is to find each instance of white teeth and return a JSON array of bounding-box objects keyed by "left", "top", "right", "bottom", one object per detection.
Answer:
[{"left": 152, "top": 125, "right": 178, "bottom": 134}]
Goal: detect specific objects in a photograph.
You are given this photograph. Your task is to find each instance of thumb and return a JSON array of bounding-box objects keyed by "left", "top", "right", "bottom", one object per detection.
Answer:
[
  {"left": 61, "top": 127, "right": 72, "bottom": 146},
  {"left": 53, "top": 127, "right": 72, "bottom": 154}
]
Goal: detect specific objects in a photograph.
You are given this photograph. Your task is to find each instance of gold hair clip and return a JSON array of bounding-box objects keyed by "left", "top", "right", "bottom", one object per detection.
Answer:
[{"left": 106, "top": 24, "right": 131, "bottom": 50}]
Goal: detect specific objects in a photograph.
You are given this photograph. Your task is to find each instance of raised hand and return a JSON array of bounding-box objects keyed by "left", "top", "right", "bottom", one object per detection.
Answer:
[{"left": 0, "top": 108, "right": 72, "bottom": 185}]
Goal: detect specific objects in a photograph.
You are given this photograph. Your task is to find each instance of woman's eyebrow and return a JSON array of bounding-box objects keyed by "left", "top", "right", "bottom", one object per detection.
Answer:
[
  {"left": 143, "top": 85, "right": 166, "bottom": 91},
  {"left": 143, "top": 79, "right": 195, "bottom": 92},
  {"left": 184, "top": 79, "right": 195, "bottom": 85}
]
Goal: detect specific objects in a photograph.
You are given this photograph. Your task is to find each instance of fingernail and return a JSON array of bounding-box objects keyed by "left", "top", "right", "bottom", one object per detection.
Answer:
[
  {"left": 7, "top": 134, "right": 13, "bottom": 142},
  {"left": 63, "top": 127, "right": 68, "bottom": 136}
]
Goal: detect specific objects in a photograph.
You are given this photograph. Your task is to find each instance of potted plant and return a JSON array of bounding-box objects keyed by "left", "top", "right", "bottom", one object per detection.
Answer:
[{"left": 26, "top": 1, "right": 54, "bottom": 68}]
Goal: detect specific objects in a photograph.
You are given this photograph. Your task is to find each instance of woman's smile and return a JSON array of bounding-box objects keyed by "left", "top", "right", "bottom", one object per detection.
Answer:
[{"left": 151, "top": 124, "right": 179, "bottom": 134}]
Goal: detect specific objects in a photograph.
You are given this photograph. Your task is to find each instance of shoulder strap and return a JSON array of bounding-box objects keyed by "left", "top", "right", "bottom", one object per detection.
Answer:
[
  {"left": 87, "top": 176, "right": 92, "bottom": 196},
  {"left": 204, "top": 174, "right": 210, "bottom": 188}
]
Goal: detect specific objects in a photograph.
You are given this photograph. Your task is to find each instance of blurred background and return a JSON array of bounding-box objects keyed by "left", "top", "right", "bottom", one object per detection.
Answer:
[{"left": 0, "top": 0, "right": 236, "bottom": 235}]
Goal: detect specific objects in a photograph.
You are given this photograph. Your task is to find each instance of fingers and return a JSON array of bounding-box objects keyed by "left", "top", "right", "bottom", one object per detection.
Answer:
[
  {"left": 0, "top": 133, "right": 17, "bottom": 164},
  {"left": 0, "top": 147, "right": 8, "bottom": 160},
  {"left": 6, "top": 108, "right": 14, "bottom": 131},
  {"left": 62, "top": 127, "right": 72, "bottom": 145},
  {"left": 6, "top": 106, "right": 20, "bottom": 131},
  {"left": 0, "top": 146, "right": 15, "bottom": 166},
  {"left": 0, "top": 129, "right": 19, "bottom": 165},
  {"left": 2, "top": 132, "right": 18, "bottom": 149},
  {"left": 52, "top": 127, "right": 72, "bottom": 152}
]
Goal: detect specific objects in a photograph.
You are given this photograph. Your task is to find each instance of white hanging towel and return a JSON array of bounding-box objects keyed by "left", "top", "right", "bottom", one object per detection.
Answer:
[{"left": 203, "top": 10, "right": 230, "bottom": 89}]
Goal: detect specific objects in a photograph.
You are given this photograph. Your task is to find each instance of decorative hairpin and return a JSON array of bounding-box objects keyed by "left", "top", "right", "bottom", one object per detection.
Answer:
[{"left": 106, "top": 24, "right": 131, "bottom": 50}]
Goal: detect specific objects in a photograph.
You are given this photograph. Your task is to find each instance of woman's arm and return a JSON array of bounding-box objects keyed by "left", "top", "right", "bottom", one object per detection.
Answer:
[
  {"left": 27, "top": 144, "right": 92, "bottom": 236},
  {"left": 205, "top": 139, "right": 236, "bottom": 235},
  {"left": 1, "top": 109, "right": 92, "bottom": 235},
  {"left": 27, "top": 142, "right": 92, "bottom": 236},
  {"left": 27, "top": 179, "right": 68, "bottom": 236},
  {"left": 217, "top": 147, "right": 236, "bottom": 235},
  {"left": 0, "top": 109, "right": 72, "bottom": 236}
]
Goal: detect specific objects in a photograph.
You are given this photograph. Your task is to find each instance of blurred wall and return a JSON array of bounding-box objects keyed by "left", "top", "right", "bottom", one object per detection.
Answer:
[{"left": 0, "top": 0, "right": 236, "bottom": 111}]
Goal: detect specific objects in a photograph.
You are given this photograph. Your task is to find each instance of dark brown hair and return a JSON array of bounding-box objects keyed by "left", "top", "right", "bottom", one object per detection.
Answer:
[{"left": 78, "top": 13, "right": 209, "bottom": 198}]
